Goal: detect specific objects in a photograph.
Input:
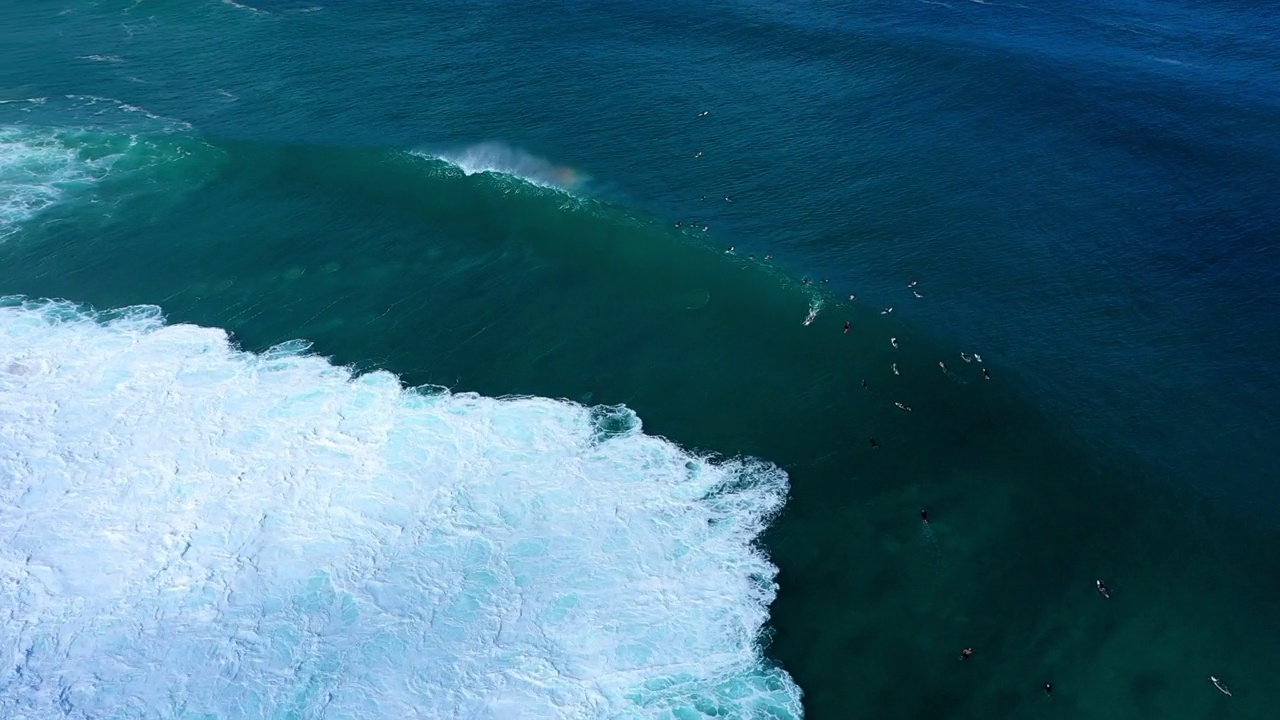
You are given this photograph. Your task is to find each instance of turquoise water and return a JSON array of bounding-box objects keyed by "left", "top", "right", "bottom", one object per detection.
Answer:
[{"left": 2, "top": 1, "right": 1278, "bottom": 718}]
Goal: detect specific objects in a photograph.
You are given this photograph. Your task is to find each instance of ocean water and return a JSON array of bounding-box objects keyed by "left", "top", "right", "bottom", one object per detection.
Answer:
[{"left": 1, "top": 1, "right": 1278, "bottom": 718}]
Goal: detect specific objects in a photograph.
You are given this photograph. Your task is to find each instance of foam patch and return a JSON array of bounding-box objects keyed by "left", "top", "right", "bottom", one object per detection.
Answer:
[{"left": 0, "top": 297, "right": 801, "bottom": 719}]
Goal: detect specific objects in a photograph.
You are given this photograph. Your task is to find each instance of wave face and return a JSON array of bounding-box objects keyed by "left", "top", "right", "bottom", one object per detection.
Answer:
[{"left": 0, "top": 297, "right": 801, "bottom": 719}]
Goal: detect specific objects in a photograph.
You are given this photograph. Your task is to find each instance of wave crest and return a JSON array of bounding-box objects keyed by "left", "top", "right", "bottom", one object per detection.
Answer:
[{"left": 414, "top": 142, "right": 588, "bottom": 192}]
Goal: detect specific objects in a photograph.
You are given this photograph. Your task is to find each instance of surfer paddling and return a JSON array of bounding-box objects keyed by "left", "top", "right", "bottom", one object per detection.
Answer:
[
  {"left": 1095, "top": 580, "right": 1110, "bottom": 599},
  {"left": 1209, "top": 676, "right": 1232, "bottom": 697}
]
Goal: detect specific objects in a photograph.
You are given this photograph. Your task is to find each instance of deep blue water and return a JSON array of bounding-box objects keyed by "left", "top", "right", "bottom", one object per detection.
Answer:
[{"left": 2, "top": 0, "right": 1279, "bottom": 717}]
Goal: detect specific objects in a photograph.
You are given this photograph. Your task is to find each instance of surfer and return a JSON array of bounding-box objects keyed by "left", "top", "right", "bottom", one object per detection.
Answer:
[
  {"left": 939, "top": 361, "right": 947, "bottom": 372},
  {"left": 803, "top": 277, "right": 811, "bottom": 285},
  {"left": 960, "top": 352, "right": 972, "bottom": 363},
  {"left": 701, "top": 194, "right": 706, "bottom": 201},
  {"left": 974, "top": 353, "right": 983, "bottom": 363},
  {"left": 891, "top": 337, "right": 898, "bottom": 349},
  {"left": 1096, "top": 580, "right": 1110, "bottom": 599},
  {"left": 913, "top": 291, "right": 924, "bottom": 298},
  {"left": 869, "top": 437, "right": 879, "bottom": 449},
  {"left": 698, "top": 110, "right": 709, "bottom": 117},
  {"left": 1209, "top": 676, "right": 1232, "bottom": 697},
  {"left": 895, "top": 402, "right": 912, "bottom": 412},
  {"left": 726, "top": 246, "right": 734, "bottom": 253},
  {"left": 725, "top": 196, "right": 733, "bottom": 203},
  {"left": 881, "top": 307, "right": 893, "bottom": 315},
  {"left": 982, "top": 368, "right": 991, "bottom": 381},
  {"left": 959, "top": 647, "right": 974, "bottom": 661},
  {"left": 695, "top": 151, "right": 703, "bottom": 158},
  {"left": 702, "top": 225, "right": 709, "bottom": 232},
  {"left": 908, "top": 280, "right": 918, "bottom": 288},
  {"left": 675, "top": 221, "right": 682, "bottom": 228},
  {"left": 892, "top": 363, "right": 899, "bottom": 375},
  {"left": 920, "top": 509, "right": 928, "bottom": 523},
  {"left": 861, "top": 379, "right": 869, "bottom": 390},
  {"left": 849, "top": 294, "right": 857, "bottom": 300},
  {"left": 765, "top": 253, "right": 773, "bottom": 260},
  {"left": 1044, "top": 682, "right": 1053, "bottom": 696},
  {"left": 844, "top": 321, "right": 851, "bottom": 334},
  {"left": 821, "top": 278, "right": 829, "bottom": 284}
]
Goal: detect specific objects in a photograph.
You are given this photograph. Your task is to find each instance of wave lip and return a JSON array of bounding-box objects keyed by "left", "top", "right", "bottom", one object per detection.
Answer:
[
  {"left": 415, "top": 142, "right": 588, "bottom": 192},
  {"left": 0, "top": 296, "right": 802, "bottom": 719}
]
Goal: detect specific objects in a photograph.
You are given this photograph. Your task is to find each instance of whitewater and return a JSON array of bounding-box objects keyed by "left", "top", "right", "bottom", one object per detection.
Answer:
[
  {"left": 1, "top": 97, "right": 215, "bottom": 240},
  {"left": 0, "top": 297, "right": 802, "bottom": 719}
]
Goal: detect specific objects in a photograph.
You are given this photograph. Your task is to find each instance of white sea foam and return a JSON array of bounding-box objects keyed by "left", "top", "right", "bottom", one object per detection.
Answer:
[
  {"left": 417, "top": 142, "right": 588, "bottom": 192},
  {"left": 221, "top": 0, "right": 268, "bottom": 14},
  {"left": 0, "top": 99, "right": 210, "bottom": 238},
  {"left": 0, "top": 297, "right": 802, "bottom": 719},
  {"left": 61, "top": 95, "right": 193, "bottom": 131},
  {"left": 0, "top": 127, "right": 124, "bottom": 238}
]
